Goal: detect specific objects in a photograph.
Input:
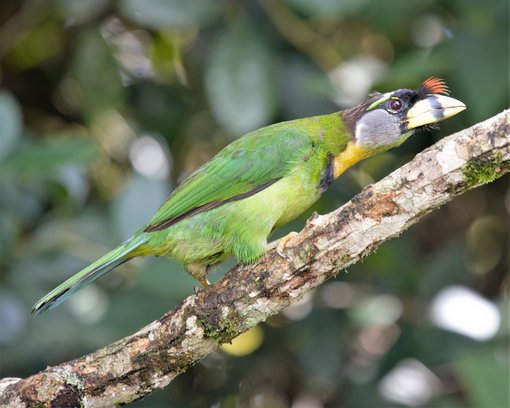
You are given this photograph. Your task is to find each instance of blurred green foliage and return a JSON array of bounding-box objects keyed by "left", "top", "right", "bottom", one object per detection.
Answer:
[{"left": 0, "top": 0, "right": 508, "bottom": 407}]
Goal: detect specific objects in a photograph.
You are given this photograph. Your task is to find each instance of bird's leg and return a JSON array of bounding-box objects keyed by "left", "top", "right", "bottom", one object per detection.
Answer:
[
  {"left": 186, "top": 263, "right": 210, "bottom": 289},
  {"left": 276, "top": 231, "right": 299, "bottom": 258}
]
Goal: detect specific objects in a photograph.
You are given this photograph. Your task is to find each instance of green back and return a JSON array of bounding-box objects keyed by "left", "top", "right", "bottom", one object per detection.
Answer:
[{"left": 144, "top": 120, "right": 315, "bottom": 231}]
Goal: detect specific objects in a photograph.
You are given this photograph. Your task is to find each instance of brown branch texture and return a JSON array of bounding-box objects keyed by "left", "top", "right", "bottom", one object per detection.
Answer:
[{"left": 1, "top": 110, "right": 509, "bottom": 407}]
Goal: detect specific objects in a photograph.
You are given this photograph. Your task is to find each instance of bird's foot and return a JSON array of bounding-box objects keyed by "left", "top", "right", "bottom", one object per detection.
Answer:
[
  {"left": 276, "top": 231, "right": 299, "bottom": 259},
  {"left": 193, "top": 278, "right": 210, "bottom": 294},
  {"left": 187, "top": 264, "right": 211, "bottom": 290},
  {"left": 193, "top": 283, "right": 209, "bottom": 294}
]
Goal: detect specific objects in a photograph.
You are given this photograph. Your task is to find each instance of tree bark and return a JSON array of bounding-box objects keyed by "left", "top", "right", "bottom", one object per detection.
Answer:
[{"left": 1, "top": 110, "right": 508, "bottom": 407}]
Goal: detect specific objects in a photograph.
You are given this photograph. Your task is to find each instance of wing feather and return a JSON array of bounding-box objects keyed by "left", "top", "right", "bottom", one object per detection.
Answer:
[{"left": 144, "top": 122, "right": 312, "bottom": 231}]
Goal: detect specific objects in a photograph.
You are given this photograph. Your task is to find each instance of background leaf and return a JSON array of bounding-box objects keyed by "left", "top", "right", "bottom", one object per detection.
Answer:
[
  {"left": 119, "top": 0, "right": 221, "bottom": 29},
  {"left": 205, "top": 21, "right": 278, "bottom": 136},
  {"left": 0, "top": 91, "right": 22, "bottom": 163},
  {"left": 456, "top": 348, "right": 509, "bottom": 408},
  {"left": 0, "top": 138, "right": 97, "bottom": 177}
]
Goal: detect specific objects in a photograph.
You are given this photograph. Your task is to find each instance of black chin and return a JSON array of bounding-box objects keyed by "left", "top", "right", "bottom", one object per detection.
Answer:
[
  {"left": 422, "top": 123, "right": 439, "bottom": 132},
  {"left": 413, "top": 123, "right": 439, "bottom": 133}
]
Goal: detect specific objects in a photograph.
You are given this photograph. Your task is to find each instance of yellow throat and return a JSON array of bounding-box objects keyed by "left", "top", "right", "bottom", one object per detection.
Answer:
[{"left": 333, "top": 142, "right": 373, "bottom": 179}]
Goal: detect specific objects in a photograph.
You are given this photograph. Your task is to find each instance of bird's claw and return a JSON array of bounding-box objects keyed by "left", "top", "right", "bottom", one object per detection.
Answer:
[
  {"left": 276, "top": 231, "right": 299, "bottom": 259},
  {"left": 193, "top": 278, "right": 210, "bottom": 294}
]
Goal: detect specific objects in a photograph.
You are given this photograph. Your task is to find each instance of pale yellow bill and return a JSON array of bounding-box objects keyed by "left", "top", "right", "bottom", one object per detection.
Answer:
[{"left": 406, "top": 94, "right": 466, "bottom": 130}]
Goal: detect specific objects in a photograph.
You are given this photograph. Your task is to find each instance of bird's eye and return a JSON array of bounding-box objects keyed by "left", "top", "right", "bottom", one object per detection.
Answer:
[{"left": 389, "top": 98, "right": 403, "bottom": 112}]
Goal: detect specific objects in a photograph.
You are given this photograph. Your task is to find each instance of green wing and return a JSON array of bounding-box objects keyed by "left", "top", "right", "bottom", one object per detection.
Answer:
[{"left": 144, "top": 121, "right": 313, "bottom": 231}]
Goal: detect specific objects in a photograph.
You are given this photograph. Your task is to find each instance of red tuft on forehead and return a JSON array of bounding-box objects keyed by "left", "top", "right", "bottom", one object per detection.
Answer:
[{"left": 421, "top": 77, "right": 449, "bottom": 95}]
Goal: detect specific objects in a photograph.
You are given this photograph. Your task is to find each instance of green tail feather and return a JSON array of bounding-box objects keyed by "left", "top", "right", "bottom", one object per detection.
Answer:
[{"left": 32, "top": 235, "right": 148, "bottom": 316}]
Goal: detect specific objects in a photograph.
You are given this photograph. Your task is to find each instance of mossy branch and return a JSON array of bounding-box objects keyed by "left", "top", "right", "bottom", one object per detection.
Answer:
[{"left": 1, "top": 110, "right": 508, "bottom": 407}]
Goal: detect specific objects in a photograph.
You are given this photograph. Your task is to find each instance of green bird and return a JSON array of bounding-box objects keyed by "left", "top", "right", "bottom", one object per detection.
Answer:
[{"left": 32, "top": 78, "right": 465, "bottom": 315}]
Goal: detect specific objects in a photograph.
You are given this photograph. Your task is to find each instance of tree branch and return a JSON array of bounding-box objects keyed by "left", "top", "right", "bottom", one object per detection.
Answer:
[{"left": 1, "top": 110, "right": 508, "bottom": 407}]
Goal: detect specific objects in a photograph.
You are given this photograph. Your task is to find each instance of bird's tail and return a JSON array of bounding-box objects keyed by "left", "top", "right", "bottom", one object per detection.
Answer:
[{"left": 32, "top": 234, "right": 149, "bottom": 316}]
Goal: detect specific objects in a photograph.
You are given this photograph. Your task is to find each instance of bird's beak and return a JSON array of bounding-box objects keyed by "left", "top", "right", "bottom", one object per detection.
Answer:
[{"left": 405, "top": 94, "right": 466, "bottom": 130}]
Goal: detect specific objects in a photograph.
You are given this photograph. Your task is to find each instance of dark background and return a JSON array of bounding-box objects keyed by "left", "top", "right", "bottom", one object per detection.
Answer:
[{"left": 0, "top": 0, "right": 508, "bottom": 407}]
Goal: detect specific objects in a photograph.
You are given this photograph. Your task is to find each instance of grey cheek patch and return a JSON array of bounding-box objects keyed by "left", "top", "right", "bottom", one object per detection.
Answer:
[{"left": 355, "top": 110, "right": 401, "bottom": 148}]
